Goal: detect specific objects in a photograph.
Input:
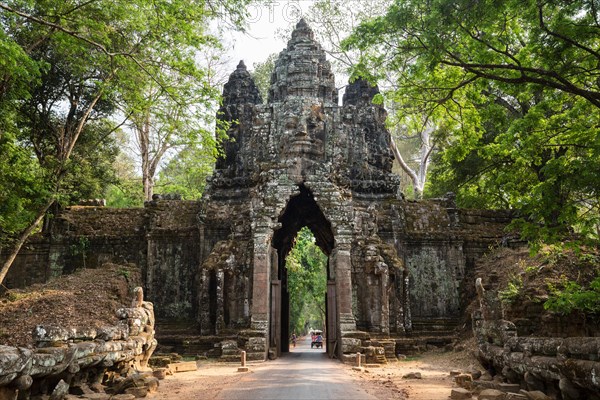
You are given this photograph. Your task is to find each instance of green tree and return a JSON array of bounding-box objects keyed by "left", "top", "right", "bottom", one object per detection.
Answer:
[
  {"left": 0, "top": 0, "right": 250, "bottom": 284},
  {"left": 286, "top": 227, "right": 328, "bottom": 335},
  {"left": 251, "top": 53, "right": 277, "bottom": 102},
  {"left": 154, "top": 144, "right": 215, "bottom": 200},
  {"left": 105, "top": 131, "right": 144, "bottom": 208},
  {"left": 344, "top": 0, "right": 600, "bottom": 241}
]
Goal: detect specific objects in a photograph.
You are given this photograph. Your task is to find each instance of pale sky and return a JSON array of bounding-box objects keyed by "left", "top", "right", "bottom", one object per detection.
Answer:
[{"left": 221, "top": 1, "right": 312, "bottom": 72}]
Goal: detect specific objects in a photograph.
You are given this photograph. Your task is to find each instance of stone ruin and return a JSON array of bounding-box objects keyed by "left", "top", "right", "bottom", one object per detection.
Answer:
[
  {"left": 470, "top": 278, "right": 600, "bottom": 400},
  {"left": 0, "top": 288, "right": 158, "bottom": 399},
  {"left": 3, "top": 20, "right": 513, "bottom": 365}
]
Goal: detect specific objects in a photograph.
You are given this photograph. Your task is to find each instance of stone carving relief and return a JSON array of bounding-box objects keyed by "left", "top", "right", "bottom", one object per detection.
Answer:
[{"left": 279, "top": 102, "right": 326, "bottom": 160}]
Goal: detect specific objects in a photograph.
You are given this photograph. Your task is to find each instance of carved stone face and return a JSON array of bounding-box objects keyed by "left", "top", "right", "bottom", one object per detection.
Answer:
[{"left": 281, "top": 103, "right": 325, "bottom": 160}]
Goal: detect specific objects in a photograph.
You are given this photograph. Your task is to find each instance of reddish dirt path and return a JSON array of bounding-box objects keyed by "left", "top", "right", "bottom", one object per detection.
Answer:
[{"left": 153, "top": 338, "right": 479, "bottom": 400}]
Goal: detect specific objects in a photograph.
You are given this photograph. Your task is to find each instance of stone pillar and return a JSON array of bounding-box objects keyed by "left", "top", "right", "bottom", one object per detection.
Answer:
[
  {"left": 403, "top": 271, "right": 412, "bottom": 333},
  {"left": 250, "top": 235, "right": 270, "bottom": 328},
  {"left": 199, "top": 269, "right": 211, "bottom": 335},
  {"left": 379, "top": 264, "right": 390, "bottom": 335},
  {"left": 333, "top": 244, "right": 355, "bottom": 331}
]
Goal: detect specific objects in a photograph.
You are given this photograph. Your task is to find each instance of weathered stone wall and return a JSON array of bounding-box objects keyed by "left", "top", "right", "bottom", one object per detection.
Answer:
[
  {"left": 145, "top": 200, "right": 202, "bottom": 320},
  {"left": 0, "top": 289, "right": 157, "bottom": 399},
  {"left": 472, "top": 278, "right": 600, "bottom": 399},
  {"left": 0, "top": 235, "right": 51, "bottom": 288},
  {"left": 2, "top": 201, "right": 202, "bottom": 321}
]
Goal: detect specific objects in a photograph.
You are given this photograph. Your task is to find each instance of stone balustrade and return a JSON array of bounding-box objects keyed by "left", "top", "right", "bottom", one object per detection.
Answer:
[
  {"left": 0, "top": 287, "right": 157, "bottom": 399},
  {"left": 473, "top": 278, "right": 600, "bottom": 399}
]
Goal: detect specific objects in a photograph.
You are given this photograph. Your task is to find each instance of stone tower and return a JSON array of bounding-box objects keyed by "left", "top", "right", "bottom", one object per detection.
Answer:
[{"left": 198, "top": 19, "right": 409, "bottom": 359}]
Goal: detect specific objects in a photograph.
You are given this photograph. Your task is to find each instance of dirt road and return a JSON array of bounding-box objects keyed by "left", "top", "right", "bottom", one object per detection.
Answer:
[{"left": 154, "top": 337, "right": 479, "bottom": 400}]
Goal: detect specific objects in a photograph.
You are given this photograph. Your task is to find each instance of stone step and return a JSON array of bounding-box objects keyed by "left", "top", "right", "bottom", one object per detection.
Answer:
[
  {"left": 410, "top": 317, "right": 462, "bottom": 333},
  {"left": 394, "top": 336, "right": 457, "bottom": 355}
]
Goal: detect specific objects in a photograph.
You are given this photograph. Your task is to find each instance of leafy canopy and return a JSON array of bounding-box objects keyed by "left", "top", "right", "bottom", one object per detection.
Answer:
[
  {"left": 286, "top": 227, "right": 328, "bottom": 334},
  {"left": 343, "top": 0, "right": 600, "bottom": 242}
]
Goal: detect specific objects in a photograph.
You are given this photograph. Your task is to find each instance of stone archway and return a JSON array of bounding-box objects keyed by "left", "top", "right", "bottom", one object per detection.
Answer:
[
  {"left": 189, "top": 19, "right": 501, "bottom": 363},
  {"left": 195, "top": 18, "right": 406, "bottom": 361},
  {"left": 271, "top": 185, "right": 334, "bottom": 356},
  {"left": 3, "top": 19, "right": 512, "bottom": 365}
]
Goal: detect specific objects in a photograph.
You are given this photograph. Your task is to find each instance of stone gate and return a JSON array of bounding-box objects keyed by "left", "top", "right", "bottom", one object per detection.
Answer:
[
  {"left": 191, "top": 19, "right": 509, "bottom": 360},
  {"left": 3, "top": 20, "right": 512, "bottom": 362}
]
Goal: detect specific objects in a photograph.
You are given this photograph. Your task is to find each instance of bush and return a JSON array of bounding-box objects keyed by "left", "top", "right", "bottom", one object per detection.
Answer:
[{"left": 544, "top": 276, "right": 600, "bottom": 315}]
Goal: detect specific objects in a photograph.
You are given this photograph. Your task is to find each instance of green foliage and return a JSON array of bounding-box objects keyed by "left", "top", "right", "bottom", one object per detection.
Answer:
[
  {"left": 116, "top": 268, "right": 130, "bottom": 280},
  {"left": 499, "top": 275, "right": 523, "bottom": 304},
  {"left": 544, "top": 276, "right": 600, "bottom": 315},
  {"left": 0, "top": 132, "right": 48, "bottom": 246},
  {"left": 286, "top": 227, "right": 328, "bottom": 334},
  {"left": 344, "top": 0, "right": 600, "bottom": 243},
  {"left": 0, "top": 0, "right": 251, "bottom": 259},
  {"left": 105, "top": 181, "right": 144, "bottom": 208},
  {"left": 155, "top": 145, "right": 214, "bottom": 200},
  {"left": 251, "top": 53, "right": 278, "bottom": 103},
  {"left": 69, "top": 236, "right": 90, "bottom": 268}
]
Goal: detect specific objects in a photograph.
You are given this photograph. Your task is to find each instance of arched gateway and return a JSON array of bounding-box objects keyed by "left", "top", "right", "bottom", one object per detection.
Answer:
[{"left": 197, "top": 20, "right": 410, "bottom": 360}]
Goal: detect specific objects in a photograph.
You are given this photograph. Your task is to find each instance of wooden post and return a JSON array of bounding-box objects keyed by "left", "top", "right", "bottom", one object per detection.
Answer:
[{"left": 356, "top": 352, "right": 361, "bottom": 367}]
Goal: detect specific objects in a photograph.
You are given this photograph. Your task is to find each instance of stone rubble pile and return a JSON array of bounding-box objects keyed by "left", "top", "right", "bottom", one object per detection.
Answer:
[
  {"left": 465, "top": 278, "right": 600, "bottom": 400},
  {"left": 0, "top": 287, "right": 158, "bottom": 400}
]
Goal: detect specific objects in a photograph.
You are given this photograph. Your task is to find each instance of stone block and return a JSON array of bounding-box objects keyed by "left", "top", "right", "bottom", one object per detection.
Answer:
[
  {"left": 479, "top": 389, "right": 507, "bottom": 399},
  {"left": 341, "top": 338, "right": 362, "bottom": 353},
  {"left": 402, "top": 372, "right": 422, "bottom": 379},
  {"left": 498, "top": 383, "right": 521, "bottom": 393},
  {"left": 451, "top": 387, "right": 472, "bottom": 400},
  {"left": 221, "top": 340, "right": 238, "bottom": 350},
  {"left": 456, "top": 373, "right": 473, "bottom": 389},
  {"left": 524, "top": 391, "right": 552, "bottom": 400},
  {"left": 168, "top": 361, "right": 197, "bottom": 373},
  {"left": 246, "top": 351, "right": 266, "bottom": 361},
  {"left": 50, "top": 379, "right": 70, "bottom": 400},
  {"left": 152, "top": 368, "right": 167, "bottom": 380},
  {"left": 125, "top": 386, "right": 148, "bottom": 398}
]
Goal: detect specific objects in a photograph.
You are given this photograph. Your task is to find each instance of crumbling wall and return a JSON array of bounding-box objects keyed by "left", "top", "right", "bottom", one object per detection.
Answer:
[
  {"left": 2, "top": 200, "right": 203, "bottom": 324},
  {"left": 145, "top": 200, "right": 202, "bottom": 320},
  {"left": 473, "top": 278, "right": 600, "bottom": 399},
  {"left": 0, "top": 288, "right": 157, "bottom": 400}
]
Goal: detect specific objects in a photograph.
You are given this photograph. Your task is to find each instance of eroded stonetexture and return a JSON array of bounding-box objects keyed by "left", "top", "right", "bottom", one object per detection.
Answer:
[
  {"left": 473, "top": 278, "right": 600, "bottom": 399},
  {"left": 3, "top": 20, "right": 513, "bottom": 363},
  {"left": 0, "top": 288, "right": 157, "bottom": 399},
  {"left": 195, "top": 19, "right": 511, "bottom": 360}
]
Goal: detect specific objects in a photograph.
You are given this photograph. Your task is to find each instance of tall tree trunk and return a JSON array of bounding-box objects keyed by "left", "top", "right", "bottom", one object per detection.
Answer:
[
  {"left": 0, "top": 87, "right": 106, "bottom": 286},
  {"left": 0, "top": 198, "right": 54, "bottom": 285},
  {"left": 390, "top": 137, "right": 424, "bottom": 198},
  {"left": 139, "top": 112, "right": 153, "bottom": 201}
]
